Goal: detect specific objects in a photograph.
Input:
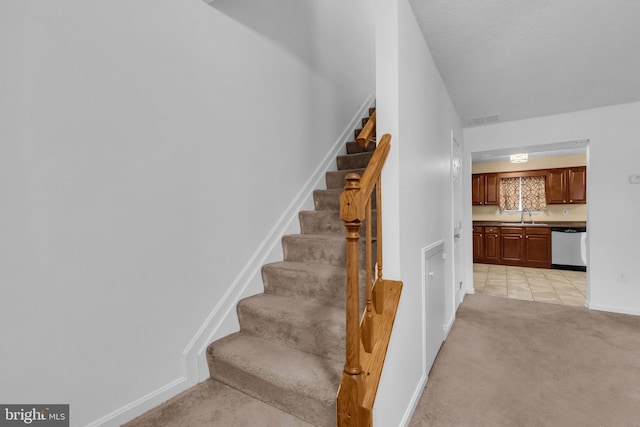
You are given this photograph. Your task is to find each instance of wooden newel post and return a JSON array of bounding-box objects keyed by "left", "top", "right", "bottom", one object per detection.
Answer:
[
  {"left": 341, "top": 173, "right": 362, "bottom": 376},
  {"left": 337, "top": 173, "right": 366, "bottom": 426}
]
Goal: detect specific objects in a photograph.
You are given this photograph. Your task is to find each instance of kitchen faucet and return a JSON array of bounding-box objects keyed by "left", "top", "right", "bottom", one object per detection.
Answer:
[{"left": 521, "top": 208, "right": 533, "bottom": 224}]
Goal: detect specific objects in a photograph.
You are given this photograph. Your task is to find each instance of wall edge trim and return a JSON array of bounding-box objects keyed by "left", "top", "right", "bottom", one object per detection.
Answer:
[{"left": 86, "top": 376, "right": 189, "bottom": 427}]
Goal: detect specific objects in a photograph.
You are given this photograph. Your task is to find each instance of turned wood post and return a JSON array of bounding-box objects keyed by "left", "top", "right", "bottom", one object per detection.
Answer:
[
  {"left": 341, "top": 173, "right": 363, "bottom": 375},
  {"left": 338, "top": 173, "right": 367, "bottom": 426}
]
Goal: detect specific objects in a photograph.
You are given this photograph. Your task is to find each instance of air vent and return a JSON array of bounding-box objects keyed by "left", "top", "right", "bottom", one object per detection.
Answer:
[{"left": 468, "top": 113, "right": 500, "bottom": 126}]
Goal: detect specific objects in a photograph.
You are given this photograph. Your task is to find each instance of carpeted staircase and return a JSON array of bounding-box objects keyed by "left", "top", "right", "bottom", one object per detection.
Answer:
[
  {"left": 206, "top": 113, "right": 376, "bottom": 426},
  {"left": 124, "top": 110, "right": 376, "bottom": 427}
]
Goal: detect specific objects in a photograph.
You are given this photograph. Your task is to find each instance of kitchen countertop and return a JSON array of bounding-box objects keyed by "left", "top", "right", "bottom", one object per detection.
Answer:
[{"left": 473, "top": 221, "right": 587, "bottom": 228}]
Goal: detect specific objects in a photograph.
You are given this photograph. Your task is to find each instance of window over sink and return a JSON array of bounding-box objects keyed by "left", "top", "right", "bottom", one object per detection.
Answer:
[{"left": 499, "top": 175, "right": 546, "bottom": 212}]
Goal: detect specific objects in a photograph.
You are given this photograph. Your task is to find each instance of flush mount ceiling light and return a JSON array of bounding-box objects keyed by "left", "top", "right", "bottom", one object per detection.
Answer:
[{"left": 510, "top": 153, "right": 528, "bottom": 163}]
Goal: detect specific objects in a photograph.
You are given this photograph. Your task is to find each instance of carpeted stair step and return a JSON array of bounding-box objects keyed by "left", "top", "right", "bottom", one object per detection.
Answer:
[
  {"left": 207, "top": 333, "right": 341, "bottom": 427},
  {"left": 282, "top": 234, "right": 372, "bottom": 268},
  {"left": 300, "top": 210, "right": 377, "bottom": 237},
  {"left": 237, "top": 294, "right": 344, "bottom": 361},
  {"left": 346, "top": 140, "right": 377, "bottom": 154},
  {"left": 299, "top": 210, "right": 343, "bottom": 235},
  {"left": 122, "top": 379, "right": 314, "bottom": 427},
  {"left": 336, "top": 151, "right": 374, "bottom": 170},
  {"left": 313, "top": 188, "right": 377, "bottom": 211},
  {"left": 313, "top": 188, "right": 342, "bottom": 211},
  {"left": 353, "top": 127, "right": 376, "bottom": 140},
  {"left": 313, "top": 189, "right": 342, "bottom": 211},
  {"left": 325, "top": 168, "right": 366, "bottom": 189},
  {"left": 261, "top": 261, "right": 366, "bottom": 308}
]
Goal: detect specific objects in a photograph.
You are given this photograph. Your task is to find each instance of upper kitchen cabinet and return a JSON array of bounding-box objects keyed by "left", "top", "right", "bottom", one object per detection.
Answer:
[
  {"left": 472, "top": 173, "right": 499, "bottom": 205},
  {"left": 546, "top": 166, "right": 587, "bottom": 204}
]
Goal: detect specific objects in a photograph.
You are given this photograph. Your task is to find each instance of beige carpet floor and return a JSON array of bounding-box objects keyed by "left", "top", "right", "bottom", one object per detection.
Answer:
[{"left": 409, "top": 293, "right": 640, "bottom": 427}]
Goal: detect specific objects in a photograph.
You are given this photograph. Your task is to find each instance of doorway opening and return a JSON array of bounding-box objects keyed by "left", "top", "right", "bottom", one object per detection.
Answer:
[{"left": 469, "top": 139, "right": 590, "bottom": 308}]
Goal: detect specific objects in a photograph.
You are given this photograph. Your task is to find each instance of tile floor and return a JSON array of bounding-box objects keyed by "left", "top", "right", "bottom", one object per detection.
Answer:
[{"left": 474, "top": 263, "right": 587, "bottom": 307}]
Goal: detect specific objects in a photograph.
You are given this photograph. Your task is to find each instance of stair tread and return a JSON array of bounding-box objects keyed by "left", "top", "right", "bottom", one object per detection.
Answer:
[
  {"left": 264, "top": 259, "right": 346, "bottom": 275},
  {"left": 240, "top": 293, "right": 343, "bottom": 331},
  {"left": 238, "top": 294, "right": 344, "bottom": 360},
  {"left": 325, "top": 168, "right": 366, "bottom": 190},
  {"left": 209, "top": 333, "right": 342, "bottom": 401},
  {"left": 123, "top": 379, "right": 314, "bottom": 427}
]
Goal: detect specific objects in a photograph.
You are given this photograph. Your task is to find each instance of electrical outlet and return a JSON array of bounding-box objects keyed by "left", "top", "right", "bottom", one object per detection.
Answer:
[{"left": 619, "top": 272, "right": 629, "bottom": 283}]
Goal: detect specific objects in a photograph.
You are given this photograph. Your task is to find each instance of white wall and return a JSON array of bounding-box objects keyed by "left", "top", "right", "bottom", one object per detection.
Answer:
[
  {"left": 464, "top": 102, "right": 640, "bottom": 315},
  {"left": 373, "top": 0, "right": 463, "bottom": 425},
  {"left": 0, "top": 0, "right": 374, "bottom": 425}
]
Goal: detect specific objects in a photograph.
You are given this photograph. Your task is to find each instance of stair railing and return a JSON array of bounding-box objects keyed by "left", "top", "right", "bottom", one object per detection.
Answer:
[{"left": 337, "top": 111, "right": 403, "bottom": 426}]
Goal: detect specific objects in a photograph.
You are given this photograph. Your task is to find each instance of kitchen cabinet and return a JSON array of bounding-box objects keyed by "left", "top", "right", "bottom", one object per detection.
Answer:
[
  {"left": 473, "top": 226, "right": 484, "bottom": 262},
  {"left": 484, "top": 226, "right": 500, "bottom": 263},
  {"left": 547, "top": 167, "right": 587, "bottom": 204},
  {"left": 473, "top": 224, "right": 551, "bottom": 268},
  {"left": 472, "top": 173, "right": 499, "bottom": 205},
  {"left": 473, "top": 226, "right": 501, "bottom": 263},
  {"left": 499, "top": 227, "right": 525, "bottom": 266},
  {"left": 524, "top": 227, "right": 551, "bottom": 269}
]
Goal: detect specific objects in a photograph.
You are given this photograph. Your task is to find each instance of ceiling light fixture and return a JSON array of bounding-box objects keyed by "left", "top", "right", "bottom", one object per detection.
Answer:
[{"left": 510, "top": 153, "right": 528, "bottom": 163}]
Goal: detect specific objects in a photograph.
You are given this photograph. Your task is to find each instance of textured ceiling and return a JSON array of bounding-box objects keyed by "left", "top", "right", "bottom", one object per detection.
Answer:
[{"left": 410, "top": 0, "right": 640, "bottom": 127}]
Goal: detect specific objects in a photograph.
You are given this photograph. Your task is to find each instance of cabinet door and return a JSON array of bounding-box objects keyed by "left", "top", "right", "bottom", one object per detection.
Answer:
[
  {"left": 484, "top": 174, "right": 499, "bottom": 205},
  {"left": 500, "top": 227, "right": 524, "bottom": 265},
  {"left": 472, "top": 175, "right": 484, "bottom": 205},
  {"left": 524, "top": 228, "right": 551, "bottom": 268},
  {"left": 484, "top": 228, "right": 500, "bottom": 263},
  {"left": 567, "top": 167, "right": 587, "bottom": 203},
  {"left": 546, "top": 169, "right": 566, "bottom": 204},
  {"left": 473, "top": 228, "right": 484, "bottom": 262}
]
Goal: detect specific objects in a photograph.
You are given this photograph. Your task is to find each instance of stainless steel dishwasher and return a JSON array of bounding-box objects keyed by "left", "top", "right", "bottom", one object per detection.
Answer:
[{"left": 551, "top": 226, "right": 587, "bottom": 271}]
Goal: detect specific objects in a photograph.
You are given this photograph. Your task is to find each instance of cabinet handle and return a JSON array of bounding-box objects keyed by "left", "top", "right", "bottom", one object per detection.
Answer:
[
  {"left": 526, "top": 236, "right": 529, "bottom": 239},
  {"left": 570, "top": 200, "right": 573, "bottom": 203},
  {"left": 563, "top": 200, "right": 566, "bottom": 203}
]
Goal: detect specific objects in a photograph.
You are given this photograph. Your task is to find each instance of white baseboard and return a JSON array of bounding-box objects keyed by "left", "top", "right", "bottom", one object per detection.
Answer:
[
  {"left": 587, "top": 302, "right": 640, "bottom": 316},
  {"left": 443, "top": 313, "right": 455, "bottom": 340},
  {"left": 85, "top": 377, "right": 189, "bottom": 427},
  {"left": 396, "top": 373, "right": 428, "bottom": 427},
  {"left": 89, "top": 94, "right": 376, "bottom": 426}
]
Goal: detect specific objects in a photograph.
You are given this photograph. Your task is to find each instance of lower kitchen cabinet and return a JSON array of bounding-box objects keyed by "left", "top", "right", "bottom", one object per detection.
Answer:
[
  {"left": 473, "top": 226, "right": 484, "bottom": 262},
  {"left": 524, "top": 227, "right": 551, "bottom": 268},
  {"left": 499, "top": 227, "right": 525, "bottom": 266},
  {"left": 484, "top": 227, "right": 500, "bottom": 263},
  {"left": 474, "top": 225, "right": 551, "bottom": 268}
]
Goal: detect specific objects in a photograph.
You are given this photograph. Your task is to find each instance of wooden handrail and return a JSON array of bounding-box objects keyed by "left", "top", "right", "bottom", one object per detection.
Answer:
[
  {"left": 357, "top": 110, "right": 376, "bottom": 148},
  {"left": 337, "top": 129, "right": 403, "bottom": 426}
]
